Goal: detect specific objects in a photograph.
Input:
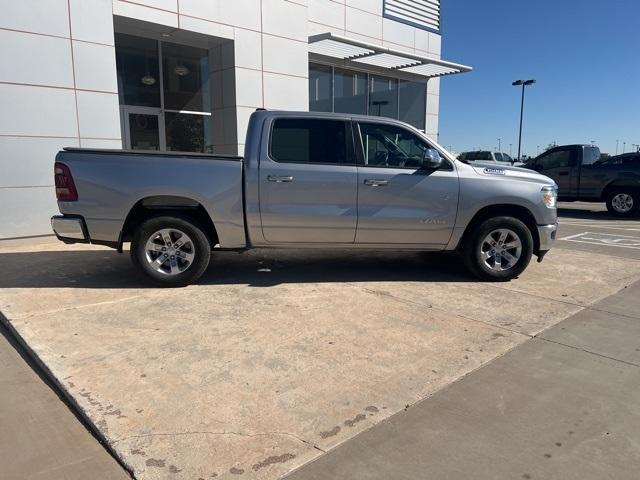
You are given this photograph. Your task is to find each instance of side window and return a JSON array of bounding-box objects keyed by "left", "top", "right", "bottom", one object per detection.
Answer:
[
  {"left": 358, "top": 122, "right": 442, "bottom": 169},
  {"left": 270, "top": 118, "right": 348, "bottom": 164},
  {"left": 539, "top": 150, "right": 571, "bottom": 169},
  {"left": 495, "top": 153, "right": 504, "bottom": 162}
]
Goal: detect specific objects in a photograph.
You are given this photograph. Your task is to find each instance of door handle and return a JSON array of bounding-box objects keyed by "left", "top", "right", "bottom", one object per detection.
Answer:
[
  {"left": 267, "top": 175, "right": 294, "bottom": 183},
  {"left": 364, "top": 179, "right": 389, "bottom": 187}
]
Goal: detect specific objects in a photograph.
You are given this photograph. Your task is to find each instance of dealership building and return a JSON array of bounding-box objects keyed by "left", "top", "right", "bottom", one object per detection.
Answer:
[{"left": 0, "top": 0, "right": 470, "bottom": 240}]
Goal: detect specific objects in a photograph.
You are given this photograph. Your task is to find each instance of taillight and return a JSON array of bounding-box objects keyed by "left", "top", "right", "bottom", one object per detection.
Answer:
[{"left": 54, "top": 162, "right": 78, "bottom": 201}]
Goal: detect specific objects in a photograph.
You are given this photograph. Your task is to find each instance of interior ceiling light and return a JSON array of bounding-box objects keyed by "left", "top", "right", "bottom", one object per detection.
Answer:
[
  {"left": 174, "top": 65, "right": 190, "bottom": 76},
  {"left": 140, "top": 73, "right": 156, "bottom": 86}
]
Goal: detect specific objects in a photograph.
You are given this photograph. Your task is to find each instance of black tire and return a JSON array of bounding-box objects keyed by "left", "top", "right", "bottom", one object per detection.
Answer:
[
  {"left": 462, "top": 216, "right": 533, "bottom": 282},
  {"left": 605, "top": 189, "right": 639, "bottom": 217},
  {"left": 130, "top": 215, "right": 211, "bottom": 287}
]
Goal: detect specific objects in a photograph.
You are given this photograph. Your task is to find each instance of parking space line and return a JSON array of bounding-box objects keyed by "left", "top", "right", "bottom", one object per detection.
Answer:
[{"left": 560, "top": 231, "right": 640, "bottom": 250}]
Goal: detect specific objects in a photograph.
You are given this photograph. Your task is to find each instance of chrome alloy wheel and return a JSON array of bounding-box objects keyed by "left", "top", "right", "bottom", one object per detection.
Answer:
[
  {"left": 480, "top": 228, "right": 522, "bottom": 272},
  {"left": 612, "top": 193, "right": 634, "bottom": 213},
  {"left": 144, "top": 228, "right": 195, "bottom": 275}
]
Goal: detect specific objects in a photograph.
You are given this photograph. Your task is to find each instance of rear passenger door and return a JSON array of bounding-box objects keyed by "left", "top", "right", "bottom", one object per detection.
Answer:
[{"left": 259, "top": 117, "right": 358, "bottom": 244}]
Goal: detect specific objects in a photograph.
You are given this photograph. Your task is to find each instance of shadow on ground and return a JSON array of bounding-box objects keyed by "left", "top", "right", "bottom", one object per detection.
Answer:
[{"left": 2, "top": 249, "right": 474, "bottom": 289}]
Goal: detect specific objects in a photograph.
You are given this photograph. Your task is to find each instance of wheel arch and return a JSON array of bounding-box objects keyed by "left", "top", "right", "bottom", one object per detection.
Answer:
[
  {"left": 120, "top": 195, "right": 219, "bottom": 251},
  {"left": 458, "top": 204, "right": 540, "bottom": 254},
  {"left": 601, "top": 180, "right": 640, "bottom": 201}
]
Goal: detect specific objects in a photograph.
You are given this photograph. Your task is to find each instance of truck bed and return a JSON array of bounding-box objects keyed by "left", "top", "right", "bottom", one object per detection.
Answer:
[{"left": 55, "top": 148, "right": 247, "bottom": 248}]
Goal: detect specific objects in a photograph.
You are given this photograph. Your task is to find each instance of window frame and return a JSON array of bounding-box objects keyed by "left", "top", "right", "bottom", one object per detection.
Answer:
[
  {"left": 353, "top": 120, "right": 452, "bottom": 170},
  {"left": 267, "top": 117, "right": 357, "bottom": 167}
]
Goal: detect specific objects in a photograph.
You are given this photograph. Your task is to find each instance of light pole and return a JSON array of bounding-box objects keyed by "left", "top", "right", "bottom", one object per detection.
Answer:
[
  {"left": 509, "top": 143, "right": 513, "bottom": 156},
  {"left": 498, "top": 138, "right": 502, "bottom": 152},
  {"left": 616, "top": 140, "right": 619, "bottom": 155},
  {"left": 623, "top": 142, "right": 626, "bottom": 153},
  {"left": 512, "top": 79, "right": 536, "bottom": 161},
  {"left": 536, "top": 145, "right": 540, "bottom": 155}
]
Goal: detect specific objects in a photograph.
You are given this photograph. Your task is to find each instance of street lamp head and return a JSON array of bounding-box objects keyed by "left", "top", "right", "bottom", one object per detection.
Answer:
[{"left": 513, "top": 79, "right": 536, "bottom": 86}]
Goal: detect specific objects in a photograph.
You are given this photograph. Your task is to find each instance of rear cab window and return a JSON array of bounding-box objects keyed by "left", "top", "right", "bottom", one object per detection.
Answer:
[{"left": 270, "top": 118, "right": 351, "bottom": 165}]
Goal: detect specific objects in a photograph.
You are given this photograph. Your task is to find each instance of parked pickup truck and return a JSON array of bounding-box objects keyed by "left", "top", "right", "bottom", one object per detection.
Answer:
[
  {"left": 525, "top": 144, "right": 640, "bottom": 217},
  {"left": 52, "top": 111, "right": 558, "bottom": 286}
]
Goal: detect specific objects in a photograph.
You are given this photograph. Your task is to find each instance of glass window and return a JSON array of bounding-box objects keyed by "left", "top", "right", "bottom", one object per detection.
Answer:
[
  {"left": 502, "top": 153, "right": 513, "bottom": 163},
  {"left": 465, "top": 151, "right": 492, "bottom": 161},
  {"left": 309, "top": 64, "right": 333, "bottom": 112},
  {"left": 369, "top": 75, "right": 398, "bottom": 120},
  {"left": 270, "top": 119, "right": 348, "bottom": 164},
  {"left": 162, "top": 42, "right": 210, "bottom": 112},
  {"left": 358, "top": 122, "right": 435, "bottom": 169},
  {"left": 582, "top": 146, "right": 601, "bottom": 165},
  {"left": 495, "top": 153, "right": 504, "bottom": 162},
  {"left": 399, "top": 80, "right": 426, "bottom": 130},
  {"left": 128, "top": 113, "right": 160, "bottom": 150},
  {"left": 539, "top": 150, "right": 572, "bottom": 169},
  {"left": 334, "top": 68, "right": 367, "bottom": 115},
  {"left": 165, "top": 113, "right": 213, "bottom": 153},
  {"left": 115, "top": 33, "right": 161, "bottom": 107}
]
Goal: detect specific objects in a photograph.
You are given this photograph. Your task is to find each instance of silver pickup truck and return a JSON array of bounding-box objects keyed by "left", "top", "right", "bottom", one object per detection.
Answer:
[{"left": 52, "top": 110, "right": 558, "bottom": 286}]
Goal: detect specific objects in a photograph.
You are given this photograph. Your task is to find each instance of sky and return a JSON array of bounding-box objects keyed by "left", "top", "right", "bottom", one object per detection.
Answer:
[{"left": 438, "top": 0, "right": 640, "bottom": 157}]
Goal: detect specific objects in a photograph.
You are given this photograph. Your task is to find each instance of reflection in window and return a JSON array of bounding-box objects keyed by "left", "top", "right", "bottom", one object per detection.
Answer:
[
  {"left": 369, "top": 75, "right": 398, "bottom": 120},
  {"left": 162, "top": 43, "right": 210, "bottom": 112},
  {"left": 307, "top": 64, "right": 428, "bottom": 130},
  {"left": 334, "top": 68, "right": 367, "bottom": 115},
  {"left": 129, "top": 114, "right": 160, "bottom": 150},
  {"left": 399, "top": 80, "right": 426, "bottom": 131},
  {"left": 309, "top": 64, "right": 332, "bottom": 112},
  {"left": 115, "top": 33, "right": 161, "bottom": 107},
  {"left": 165, "top": 113, "right": 213, "bottom": 153}
]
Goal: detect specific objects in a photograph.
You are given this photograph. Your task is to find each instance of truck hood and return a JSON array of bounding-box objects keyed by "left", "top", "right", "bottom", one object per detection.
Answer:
[{"left": 469, "top": 162, "right": 557, "bottom": 187}]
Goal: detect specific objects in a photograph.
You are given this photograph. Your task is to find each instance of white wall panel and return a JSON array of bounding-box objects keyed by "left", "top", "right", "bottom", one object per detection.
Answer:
[
  {"left": 0, "top": 30, "right": 74, "bottom": 88},
  {"left": 70, "top": 0, "right": 115, "bottom": 44},
  {"left": 0, "top": 186, "right": 58, "bottom": 239},
  {"left": 75, "top": 91, "right": 121, "bottom": 139},
  {"left": 72, "top": 41, "right": 118, "bottom": 92},
  {"left": 0, "top": 0, "right": 70, "bottom": 38},
  {"left": 0, "top": 137, "right": 78, "bottom": 188},
  {"left": 0, "top": 84, "right": 78, "bottom": 137}
]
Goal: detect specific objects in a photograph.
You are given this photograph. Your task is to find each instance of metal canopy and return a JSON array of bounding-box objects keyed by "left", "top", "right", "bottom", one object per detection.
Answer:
[{"left": 308, "top": 32, "right": 472, "bottom": 78}]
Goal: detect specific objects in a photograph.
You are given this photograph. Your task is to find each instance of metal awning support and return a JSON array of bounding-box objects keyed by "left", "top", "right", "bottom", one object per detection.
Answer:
[{"left": 309, "top": 33, "right": 472, "bottom": 78}]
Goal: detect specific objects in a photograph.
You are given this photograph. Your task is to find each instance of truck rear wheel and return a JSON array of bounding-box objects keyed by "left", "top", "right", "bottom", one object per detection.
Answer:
[
  {"left": 606, "top": 189, "right": 639, "bottom": 217},
  {"left": 463, "top": 216, "right": 533, "bottom": 282},
  {"left": 130, "top": 215, "right": 211, "bottom": 287}
]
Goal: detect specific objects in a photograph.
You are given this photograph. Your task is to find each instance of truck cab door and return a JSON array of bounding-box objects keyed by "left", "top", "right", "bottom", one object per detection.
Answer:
[
  {"left": 533, "top": 148, "right": 576, "bottom": 196},
  {"left": 354, "top": 122, "right": 458, "bottom": 246},
  {"left": 258, "top": 118, "right": 358, "bottom": 244}
]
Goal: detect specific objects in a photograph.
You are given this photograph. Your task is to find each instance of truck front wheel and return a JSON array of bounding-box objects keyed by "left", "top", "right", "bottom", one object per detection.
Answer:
[
  {"left": 463, "top": 216, "right": 533, "bottom": 282},
  {"left": 606, "top": 189, "right": 639, "bottom": 217},
  {"left": 130, "top": 215, "right": 211, "bottom": 287}
]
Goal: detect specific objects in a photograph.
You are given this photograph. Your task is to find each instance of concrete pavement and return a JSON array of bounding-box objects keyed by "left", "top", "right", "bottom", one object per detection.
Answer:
[
  {"left": 0, "top": 318, "right": 130, "bottom": 480},
  {"left": 285, "top": 278, "right": 640, "bottom": 480}
]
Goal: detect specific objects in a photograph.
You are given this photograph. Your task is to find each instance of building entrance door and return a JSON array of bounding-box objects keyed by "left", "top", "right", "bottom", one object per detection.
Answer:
[{"left": 121, "top": 106, "right": 165, "bottom": 151}]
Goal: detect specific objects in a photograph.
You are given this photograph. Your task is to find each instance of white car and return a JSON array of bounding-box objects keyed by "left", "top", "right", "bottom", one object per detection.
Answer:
[{"left": 458, "top": 151, "right": 523, "bottom": 166}]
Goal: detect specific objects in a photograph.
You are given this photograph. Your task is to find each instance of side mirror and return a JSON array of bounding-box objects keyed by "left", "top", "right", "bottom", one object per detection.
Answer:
[{"left": 423, "top": 148, "right": 444, "bottom": 169}]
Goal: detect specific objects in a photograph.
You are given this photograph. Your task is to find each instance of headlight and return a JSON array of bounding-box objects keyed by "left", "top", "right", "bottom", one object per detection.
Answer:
[{"left": 541, "top": 186, "right": 557, "bottom": 208}]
